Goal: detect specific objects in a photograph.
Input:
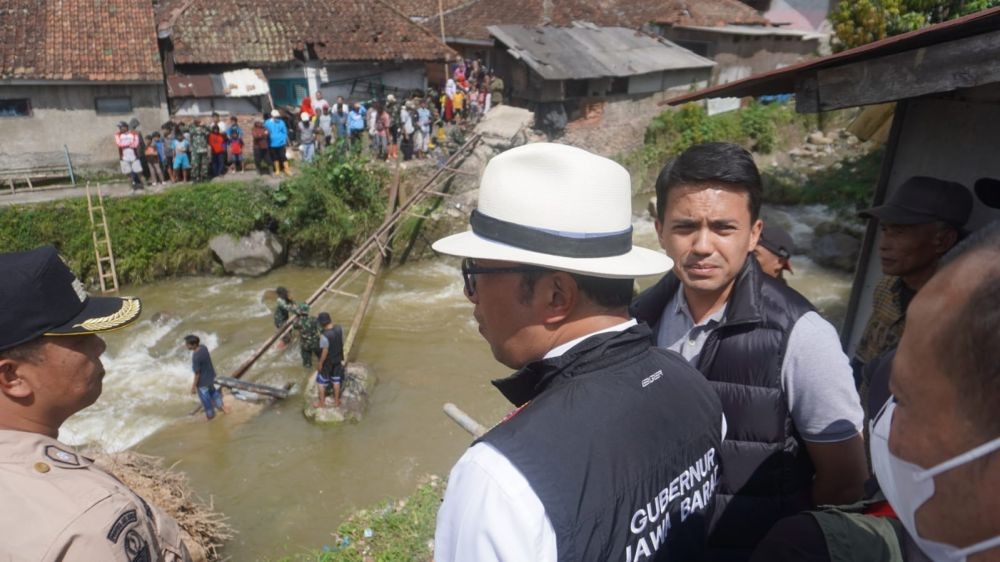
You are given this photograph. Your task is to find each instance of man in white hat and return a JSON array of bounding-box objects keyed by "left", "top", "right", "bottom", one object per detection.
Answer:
[
  {"left": 432, "top": 143, "right": 727, "bottom": 562},
  {"left": 0, "top": 246, "right": 190, "bottom": 561}
]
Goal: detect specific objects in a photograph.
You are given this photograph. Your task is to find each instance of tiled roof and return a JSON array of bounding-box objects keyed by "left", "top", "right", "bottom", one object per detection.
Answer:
[
  {"left": 0, "top": 0, "right": 162, "bottom": 81},
  {"left": 436, "top": 0, "right": 768, "bottom": 42},
  {"left": 161, "top": 0, "right": 457, "bottom": 65},
  {"left": 388, "top": 0, "right": 469, "bottom": 20}
]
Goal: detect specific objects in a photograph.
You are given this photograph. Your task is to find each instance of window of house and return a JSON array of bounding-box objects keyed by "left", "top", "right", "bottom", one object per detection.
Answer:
[
  {"left": 95, "top": 96, "right": 132, "bottom": 114},
  {"left": 609, "top": 77, "right": 629, "bottom": 95},
  {"left": 0, "top": 98, "right": 32, "bottom": 117},
  {"left": 565, "top": 80, "right": 588, "bottom": 98}
]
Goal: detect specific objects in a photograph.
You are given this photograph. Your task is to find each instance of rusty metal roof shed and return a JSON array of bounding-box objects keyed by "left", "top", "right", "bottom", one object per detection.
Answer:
[
  {"left": 664, "top": 6, "right": 1000, "bottom": 111},
  {"left": 489, "top": 24, "right": 714, "bottom": 81}
]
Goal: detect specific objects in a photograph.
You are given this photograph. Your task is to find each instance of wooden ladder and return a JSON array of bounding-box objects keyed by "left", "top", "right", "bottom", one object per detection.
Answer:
[{"left": 85, "top": 183, "right": 120, "bottom": 293}]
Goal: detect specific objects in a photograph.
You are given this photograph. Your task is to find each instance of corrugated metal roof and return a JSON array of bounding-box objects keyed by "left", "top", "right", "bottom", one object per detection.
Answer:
[
  {"left": 167, "top": 69, "right": 270, "bottom": 98},
  {"left": 665, "top": 6, "right": 1000, "bottom": 105},
  {"left": 488, "top": 24, "right": 715, "bottom": 81}
]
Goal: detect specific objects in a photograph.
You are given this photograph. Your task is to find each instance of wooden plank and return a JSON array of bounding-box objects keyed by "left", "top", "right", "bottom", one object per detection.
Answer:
[
  {"left": 794, "top": 72, "right": 820, "bottom": 113},
  {"left": 814, "top": 30, "right": 1000, "bottom": 111},
  {"left": 215, "top": 376, "right": 289, "bottom": 399},
  {"left": 325, "top": 288, "right": 359, "bottom": 298}
]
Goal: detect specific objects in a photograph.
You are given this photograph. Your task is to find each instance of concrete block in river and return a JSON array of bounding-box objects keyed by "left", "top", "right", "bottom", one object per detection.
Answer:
[
  {"left": 303, "top": 363, "right": 376, "bottom": 424},
  {"left": 209, "top": 230, "right": 286, "bottom": 276}
]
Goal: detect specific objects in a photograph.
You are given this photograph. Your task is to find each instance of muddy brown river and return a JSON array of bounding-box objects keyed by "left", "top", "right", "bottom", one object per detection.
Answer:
[{"left": 63, "top": 204, "right": 852, "bottom": 560}]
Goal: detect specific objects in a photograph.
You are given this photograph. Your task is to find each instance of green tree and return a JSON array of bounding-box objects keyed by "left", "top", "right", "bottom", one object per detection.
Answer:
[{"left": 831, "top": 0, "right": 1000, "bottom": 51}]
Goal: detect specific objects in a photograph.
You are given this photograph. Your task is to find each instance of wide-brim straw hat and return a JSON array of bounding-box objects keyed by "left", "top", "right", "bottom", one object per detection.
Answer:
[{"left": 433, "top": 143, "right": 671, "bottom": 278}]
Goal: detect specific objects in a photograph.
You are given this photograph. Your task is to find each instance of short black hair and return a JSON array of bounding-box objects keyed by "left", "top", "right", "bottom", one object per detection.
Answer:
[
  {"left": 518, "top": 270, "right": 633, "bottom": 310},
  {"left": 655, "top": 142, "right": 762, "bottom": 222},
  {"left": 184, "top": 334, "right": 200, "bottom": 347},
  {"left": 937, "top": 220, "right": 1000, "bottom": 437}
]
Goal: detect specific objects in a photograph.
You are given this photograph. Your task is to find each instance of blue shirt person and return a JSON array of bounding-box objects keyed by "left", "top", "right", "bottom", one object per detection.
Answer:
[
  {"left": 184, "top": 334, "right": 227, "bottom": 420},
  {"left": 264, "top": 114, "right": 289, "bottom": 148}
]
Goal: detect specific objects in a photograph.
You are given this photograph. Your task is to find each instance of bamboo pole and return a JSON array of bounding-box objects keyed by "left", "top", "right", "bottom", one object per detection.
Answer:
[
  {"left": 228, "top": 135, "right": 481, "bottom": 380},
  {"left": 443, "top": 403, "right": 487, "bottom": 438}
]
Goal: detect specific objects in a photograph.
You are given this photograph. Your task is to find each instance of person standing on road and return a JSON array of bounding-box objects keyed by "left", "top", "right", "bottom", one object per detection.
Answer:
[
  {"left": 115, "top": 121, "right": 144, "bottom": 190},
  {"left": 297, "top": 112, "right": 318, "bottom": 164},
  {"left": 265, "top": 109, "right": 290, "bottom": 176},
  {"left": 189, "top": 119, "right": 210, "bottom": 182},
  {"left": 313, "top": 312, "right": 345, "bottom": 409},
  {"left": 251, "top": 119, "right": 270, "bottom": 175},
  {"left": 184, "top": 335, "right": 227, "bottom": 420},
  {"left": 0, "top": 246, "right": 191, "bottom": 561},
  {"left": 433, "top": 143, "right": 725, "bottom": 562}
]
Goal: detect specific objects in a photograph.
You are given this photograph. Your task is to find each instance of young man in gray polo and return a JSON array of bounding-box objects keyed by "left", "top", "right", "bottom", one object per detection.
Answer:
[
  {"left": 632, "top": 142, "right": 867, "bottom": 560},
  {"left": 433, "top": 143, "right": 726, "bottom": 562}
]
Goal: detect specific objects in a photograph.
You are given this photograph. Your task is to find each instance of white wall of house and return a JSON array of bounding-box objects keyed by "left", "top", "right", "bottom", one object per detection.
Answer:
[
  {"left": 264, "top": 62, "right": 429, "bottom": 105},
  {"left": 0, "top": 83, "right": 168, "bottom": 171},
  {"left": 172, "top": 97, "right": 263, "bottom": 117},
  {"left": 628, "top": 68, "right": 711, "bottom": 95}
]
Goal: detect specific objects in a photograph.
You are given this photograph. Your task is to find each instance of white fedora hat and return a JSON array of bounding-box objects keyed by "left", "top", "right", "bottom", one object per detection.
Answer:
[{"left": 432, "top": 143, "right": 672, "bottom": 278}]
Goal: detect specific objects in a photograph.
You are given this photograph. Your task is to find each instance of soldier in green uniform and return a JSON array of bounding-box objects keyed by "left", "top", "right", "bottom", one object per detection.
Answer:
[
  {"left": 189, "top": 119, "right": 210, "bottom": 182},
  {"left": 293, "top": 302, "right": 321, "bottom": 368},
  {"left": 273, "top": 287, "right": 295, "bottom": 348}
]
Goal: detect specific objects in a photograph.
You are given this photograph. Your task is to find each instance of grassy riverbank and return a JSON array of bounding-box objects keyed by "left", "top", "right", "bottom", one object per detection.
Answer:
[
  {"left": 269, "top": 477, "right": 444, "bottom": 562},
  {"left": 0, "top": 149, "right": 386, "bottom": 286}
]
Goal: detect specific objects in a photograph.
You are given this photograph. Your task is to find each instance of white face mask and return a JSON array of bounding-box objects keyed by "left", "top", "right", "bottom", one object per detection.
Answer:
[{"left": 870, "top": 399, "right": 1000, "bottom": 561}]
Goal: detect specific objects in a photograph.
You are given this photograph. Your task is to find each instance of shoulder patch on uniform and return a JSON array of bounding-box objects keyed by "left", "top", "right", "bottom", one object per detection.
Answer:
[
  {"left": 44, "top": 445, "right": 79, "bottom": 465},
  {"left": 123, "top": 529, "right": 151, "bottom": 562},
  {"left": 107, "top": 509, "right": 138, "bottom": 543}
]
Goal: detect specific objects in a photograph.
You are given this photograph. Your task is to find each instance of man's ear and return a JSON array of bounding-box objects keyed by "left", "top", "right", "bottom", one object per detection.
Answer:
[
  {"left": 654, "top": 218, "right": 667, "bottom": 251},
  {"left": 541, "top": 272, "right": 578, "bottom": 325},
  {"left": 934, "top": 226, "right": 960, "bottom": 255},
  {"left": 748, "top": 219, "right": 764, "bottom": 252},
  {"left": 0, "top": 359, "right": 33, "bottom": 399}
]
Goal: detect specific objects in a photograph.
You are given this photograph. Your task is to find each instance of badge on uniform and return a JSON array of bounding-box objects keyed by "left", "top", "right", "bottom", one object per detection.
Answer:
[
  {"left": 44, "top": 445, "right": 79, "bottom": 466},
  {"left": 123, "top": 529, "right": 151, "bottom": 562},
  {"left": 107, "top": 509, "right": 138, "bottom": 543}
]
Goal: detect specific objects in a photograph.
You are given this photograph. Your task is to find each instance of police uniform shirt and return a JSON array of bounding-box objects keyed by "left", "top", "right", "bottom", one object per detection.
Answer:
[
  {"left": 434, "top": 320, "right": 728, "bottom": 562},
  {"left": 0, "top": 429, "right": 190, "bottom": 562}
]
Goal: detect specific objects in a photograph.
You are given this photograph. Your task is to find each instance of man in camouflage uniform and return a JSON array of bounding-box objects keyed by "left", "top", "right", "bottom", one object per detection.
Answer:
[
  {"left": 293, "top": 302, "right": 321, "bottom": 368},
  {"left": 189, "top": 119, "right": 210, "bottom": 182}
]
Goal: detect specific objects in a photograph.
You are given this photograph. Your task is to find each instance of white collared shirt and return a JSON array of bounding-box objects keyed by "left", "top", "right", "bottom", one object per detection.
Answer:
[{"left": 434, "top": 320, "right": 636, "bottom": 562}]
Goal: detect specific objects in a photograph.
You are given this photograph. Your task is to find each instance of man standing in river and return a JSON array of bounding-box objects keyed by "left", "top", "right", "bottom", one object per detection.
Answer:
[
  {"left": 0, "top": 246, "right": 191, "bottom": 561},
  {"left": 185, "top": 334, "right": 227, "bottom": 420},
  {"left": 432, "top": 143, "right": 726, "bottom": 562}
]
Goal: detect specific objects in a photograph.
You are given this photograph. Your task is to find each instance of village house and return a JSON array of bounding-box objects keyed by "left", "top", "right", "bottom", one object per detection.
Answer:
[
  {"left": 432, "top": 0, "right": 822, "bottom": 100},
  {"left": 665, "top": 5, "right": 1000, "bottom": 352},
  {"left": 0, "top": 0, "right": 167, "bottom": 173},
  {"left": 156, "top": 0, "right": 456, "bottom": 114},
  {"left": 489, "top": 23, "right": 714, "bottom": 127}
]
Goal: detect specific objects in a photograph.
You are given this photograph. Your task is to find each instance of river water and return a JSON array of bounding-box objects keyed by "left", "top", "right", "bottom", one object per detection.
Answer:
[{"left": 61, "top": 203, "right": 851, "bottom": 560}]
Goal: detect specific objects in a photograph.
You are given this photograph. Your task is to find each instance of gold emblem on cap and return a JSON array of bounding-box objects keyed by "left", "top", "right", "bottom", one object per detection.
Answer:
[
  {"left": 74, "top": 298, "right": 141, "bottom": 331},
  {"left": 34, "top": 462, "right": 51, "bottom": 473}
]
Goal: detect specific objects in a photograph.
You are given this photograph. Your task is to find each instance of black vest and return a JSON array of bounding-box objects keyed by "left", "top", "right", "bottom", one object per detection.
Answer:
[
  {"left": 320, "top": 325, "right": 344, "bottom": 375},
  {"left": 479, "top": 324, "right": 724, "bottom": 562},
  {"left": 631, "top": 258, "right": 816, "bottom": 559}
]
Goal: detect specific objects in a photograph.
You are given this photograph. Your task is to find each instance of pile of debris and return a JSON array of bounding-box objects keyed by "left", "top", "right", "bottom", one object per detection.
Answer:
[{"left": 94, "top": 451, "right": 234, "bottom": 562}]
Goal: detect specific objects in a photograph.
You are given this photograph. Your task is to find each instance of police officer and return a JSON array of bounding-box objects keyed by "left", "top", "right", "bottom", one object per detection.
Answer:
[
  {"left": 432, "top": 143, "right": 725, "bottom": 561},
  {"left": 0, "top": 246, "right": 191, "bottom": 561}
]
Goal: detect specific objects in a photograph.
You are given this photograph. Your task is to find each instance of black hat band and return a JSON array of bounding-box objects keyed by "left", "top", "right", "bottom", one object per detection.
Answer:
[{"left": 470, "top": 209, "right": 632, "bottom": 258}]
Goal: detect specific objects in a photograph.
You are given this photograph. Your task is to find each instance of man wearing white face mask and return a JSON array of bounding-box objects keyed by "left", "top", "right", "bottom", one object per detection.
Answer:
[{"left": 751, "top": 220, "right": 1000, "bottom": 562}]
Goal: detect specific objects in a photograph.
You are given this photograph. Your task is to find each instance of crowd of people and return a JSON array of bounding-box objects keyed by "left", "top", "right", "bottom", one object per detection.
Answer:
[
  {"left": 115, "top": 60, "right": 506, "bottom": 188},
  {"left": 4, "top": 137, "right": 996, "bottom": 561}
]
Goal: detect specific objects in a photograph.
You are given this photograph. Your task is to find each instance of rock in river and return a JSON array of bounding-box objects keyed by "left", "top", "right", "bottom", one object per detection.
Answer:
[
  {"left": 209, "top": 230, "right": 285, "bottom": 276},
  {"left": 810, "top": 231, "right": 861, "bottom": 272},
  {"left": 303, "top": 363, "right": 377, "bottom": 424}
]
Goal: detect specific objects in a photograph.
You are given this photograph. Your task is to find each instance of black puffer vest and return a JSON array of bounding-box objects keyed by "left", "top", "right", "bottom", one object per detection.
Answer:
[
  {"left": 631, "top": 257, "right": 816, "bottom": 560},
  {"left": 479, "top": 325, "right": 725, "bottom": 562}
]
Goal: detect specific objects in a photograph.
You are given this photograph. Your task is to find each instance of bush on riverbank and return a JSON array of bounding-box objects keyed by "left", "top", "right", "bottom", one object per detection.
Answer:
[
  {"left": 270, "top": 477, "right": 443, "bottom": 562},
  {"left": 0, "top": 149, "right": 386, "bottom": 286},
  {"left": 761, "top": 147, "right": 884, "bottom": 215},
  {"left": 619, "top": 101, "right": 813, "bottom": 191}
]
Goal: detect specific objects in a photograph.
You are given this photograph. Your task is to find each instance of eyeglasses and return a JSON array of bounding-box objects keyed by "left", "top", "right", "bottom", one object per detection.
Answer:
[{"left": 461, "top": 258, "right": 545, "bottom": 296}]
